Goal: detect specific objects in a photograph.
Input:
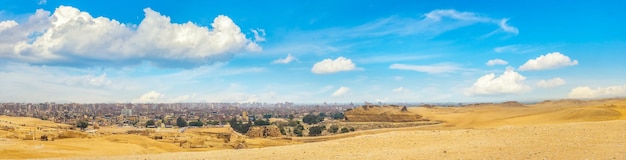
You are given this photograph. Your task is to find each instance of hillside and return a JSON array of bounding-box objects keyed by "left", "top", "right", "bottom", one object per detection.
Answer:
[{"left": 344, "top": 105, "right": 426, "bottom": 122}]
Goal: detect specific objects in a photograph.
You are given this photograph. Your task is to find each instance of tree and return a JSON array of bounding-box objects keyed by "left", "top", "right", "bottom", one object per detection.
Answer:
[
  {"left": 176, "top": 117, "right": 187, "bottom": 128},
  {"left": 229, "top": 117, "right": 251, "bottom": 134},
  {"left": 329, "top": 125, "right": 339, "bottom": 133},
  {"left": 254, "top": 119, "right": 270, "bottom": 126},
  {"left": 77, "top": 120, "right": 88, "bottom": 130},
  {"left": 189, "top": 120, "right": 203, "bottom": 127},
  {"left": 288, "top": 114, "right": 294, "bottom": 120},
  {"left": 294, "top": 124, "right": 304, "bottom": 137},
  {"left": 331, "top": 112, "right": 345, "bottom": 120},
  {"left": 349, "top": 127, "right": 355, "bottom": 132},
  {"left": 145, "top": 120, "right": 155, "bottom": 127},
  {"left": 308, "top": 125, "right": 326, "bottom": 136},
  {"left": 318, "top": 112, "right": 326, "bottom": 118},
  {"left": 302, "top": 114, "right": 321, "bottom": 125},
  {"left": 340, "top": 127, "right": 349, "bottom": 133},
  {"left": 263, "top": 114, "right": 272, "bottom": 119}
]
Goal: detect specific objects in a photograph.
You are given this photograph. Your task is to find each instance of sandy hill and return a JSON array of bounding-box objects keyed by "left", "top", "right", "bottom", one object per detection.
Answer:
[
  {"left": 2, "top": 98, "right": 626, "bottom": 159},
  {"left": 344, "top": 105, "right": 426, "bottom": 122}
]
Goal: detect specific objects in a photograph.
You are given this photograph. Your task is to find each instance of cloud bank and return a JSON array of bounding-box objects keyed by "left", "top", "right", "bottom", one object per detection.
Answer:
[
  {"left": 568, "top": 84, "right": 626, "bottom": 99},
  {"left": 0, "top": 6, "right": 260, "bottom": 65},
  {"left": 536, "top": 78, "right": 566, "bottom": 88}
]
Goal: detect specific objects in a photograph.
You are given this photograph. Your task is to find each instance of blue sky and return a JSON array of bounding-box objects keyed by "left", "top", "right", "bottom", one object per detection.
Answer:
[{"left": 0, "top": 0, "right": 625, "bottom": 103}]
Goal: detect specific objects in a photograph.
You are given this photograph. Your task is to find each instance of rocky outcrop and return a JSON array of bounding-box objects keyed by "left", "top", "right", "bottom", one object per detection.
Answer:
[
  {"left": 246, "top": 125, "right": 282, "bottom": 138},
  {"left": 344, "top": 105, "right": 426, "bottom": 122}
]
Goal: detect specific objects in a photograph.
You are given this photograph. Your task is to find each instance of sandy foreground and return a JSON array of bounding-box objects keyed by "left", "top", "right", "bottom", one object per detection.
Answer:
[{"left": 2, "top": 98, "right": 626, "bottom": 159}]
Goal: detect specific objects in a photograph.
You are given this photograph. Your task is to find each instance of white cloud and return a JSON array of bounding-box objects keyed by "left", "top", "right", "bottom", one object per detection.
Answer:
[
  {"left": 498, "top": 19, "right": 519, "bottom": 34},
  {"left": 272, "top": 54, "right": 297, "bottom": 64},
  {"left": 331, "top": 86, "right": 350, "bottom": 97},
  {"left": 519, "top": 52, "right": 578, "bottom": 71},
  {"left": 133, "top": 91, "right": 164, "bottom": 103},
  {"left": 65, "top": 73, "right": 112, "bottom": 87},
  {"left": 424, "top": 9, "right": 518, "bottom": 35},
  {"left": 0, "top": 6, "right": 260, "bottom": 64},
  {"left": 568, "top": 84, "right": 626, "bottom": 99},
  {"left": 0, "top": 20, "right": 18, "bottom": 32},
  {"left": 486, "top": 59, "right": 508, "bottom": 66},
  {"left": 251, "top": 28, "right": 266, "bottom": 42},
  {"left": 536, "top": 78, "right": 566, "bottom": 88},
  {"left": 389, "top": 63, "right": 460, "bottom": 74},
  {"left": 465, "top": 68, "right": 530, "bottom": 96},
  {"left": 38, "top": 0, "right": 47, "bottom": 5},
  {"left": 392, "top": 87, "right": 409, "bottom": 93},
  {"left": 311, "top": 57, "right": 357, "bottom": 74}
]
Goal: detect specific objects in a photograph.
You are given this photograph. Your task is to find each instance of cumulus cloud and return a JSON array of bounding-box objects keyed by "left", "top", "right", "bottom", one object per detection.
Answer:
[
  {"left": 568, "top": 84, "right": 626, "bottom": 99},
  {"left": 536, "top": 78, "right": 566, "bottom": 88},
  {"left": 389, "top": 63, "right": 460, "bottom": 74},
  {"left": 272, "top": 54, "right": 297, "bottom": 64},
  {"left": 465, "top": 68, "right": 530, "bottom": 96},
  {"left": 331, "top": 86, "right": 350, "bottom": 97},
  {"left": 392, "top": 87, "right": 409, "bottom": 93},
  {"left": 133, "top": 91, "right": 164, "bottom": 103},
  {"left": 311, "top": 57, "right": 357, "bottom": 74},
  {"left": 486, "top": 59, "right": 508, "bottom": 66},
  {"left": 0, "top": 6, "right": 260, "bottom": 64},
  {"left": 65, "top": 73, "right": 112, "bottom": 87},
  {"left": 519, "top": 52, "right": 578, "bottom": 71}
]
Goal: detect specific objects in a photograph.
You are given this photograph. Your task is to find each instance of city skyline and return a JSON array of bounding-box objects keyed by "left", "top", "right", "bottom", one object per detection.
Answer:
[{"left": 1, "top": 1, "right": 625, "bottom": 103}]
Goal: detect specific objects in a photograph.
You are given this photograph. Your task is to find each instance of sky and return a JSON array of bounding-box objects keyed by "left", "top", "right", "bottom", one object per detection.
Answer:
[{"left": 0, "top": 0, "right": 625, "bottom": 103}]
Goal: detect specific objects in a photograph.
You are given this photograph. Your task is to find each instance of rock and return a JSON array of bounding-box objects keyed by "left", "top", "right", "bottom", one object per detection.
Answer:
[{"left": 344, "top": 105, "right": 426, "bottom": 122}]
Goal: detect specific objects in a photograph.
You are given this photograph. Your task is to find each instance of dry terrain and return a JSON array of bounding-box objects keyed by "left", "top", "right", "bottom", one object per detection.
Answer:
[{"left": 2, "top": 98, "right": 626, "bottom": 159}]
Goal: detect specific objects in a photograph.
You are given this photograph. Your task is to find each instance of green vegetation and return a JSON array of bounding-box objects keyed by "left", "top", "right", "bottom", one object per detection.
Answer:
[
  {"left": 229, "top": 117, "right": 251, "bottom": 134},
  {"left": 328, "top": 125, "right": 339, "bottom": 133},
  {"left": 206, "top": 120, "right": 221, "bottom": 125},
  {"left": 176, "top": 117, "right": 187, "bottom": 127},
  {"left": 330, "top": 112, "right": 345, "bottom": 120},
  {"left": 340, "top": 127, "right": 349, "bottom": 133},
  {"left": 77, "top": 120, "right": 88, "bottom": 130},
  {"left": 145, "top": 119, "right": 155, "bottom": 127},
  {"left": 294, "top": 124, "right": 305, "bottom": 137},
  {"left": 308, "top": 125, "right": 326, "bottom": 136},
  {"left": 254, "top": 119, "right": 270, "bottom": 126},
  {"left": 302, "top": 113, "right": 325, "bottom": 125},
  {"left": 188, "top": 120, "right": 203, "bottom": 127}
]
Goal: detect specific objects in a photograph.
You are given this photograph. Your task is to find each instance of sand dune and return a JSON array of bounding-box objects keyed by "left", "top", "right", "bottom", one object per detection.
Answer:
[{"left": 2, "top": 98, "right": 626, "bottom": 159}]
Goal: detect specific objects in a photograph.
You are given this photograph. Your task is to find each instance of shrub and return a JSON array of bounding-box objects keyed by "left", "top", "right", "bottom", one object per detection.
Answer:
[
  {"left": 340, "top": 127, "right": 349, "bottom": 133},
  {"left": 189, "top": 120, "right": 203, "bottom": 127},
  {"left": 294, "top": 124, "right": 304, "bottom": 137},
  {"left": 329, "top": 125, "right": 339, "bottom": 133},
  {"left": 308, "top": 125, "right": 326, "bottom": 136}
]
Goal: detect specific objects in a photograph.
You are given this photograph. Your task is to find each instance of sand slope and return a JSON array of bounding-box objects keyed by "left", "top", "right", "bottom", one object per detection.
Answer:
[
  {"left": 3, "top": 98, "right": 626, "bottom": 159},
  {"left": 72, "top": 120, "right": 626, "bottom": 160}
]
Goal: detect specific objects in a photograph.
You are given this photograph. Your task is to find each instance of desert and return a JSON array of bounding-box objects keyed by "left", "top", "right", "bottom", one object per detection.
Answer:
[{"left": 1, "top": 98, "right": 625, "bottom": 159}]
